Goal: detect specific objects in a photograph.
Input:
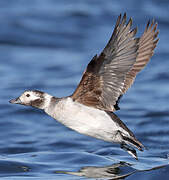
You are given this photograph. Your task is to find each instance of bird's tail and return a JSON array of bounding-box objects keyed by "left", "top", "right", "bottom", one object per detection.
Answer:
[
  {"left": 106, "top": 112, "right": 145, "bottom": 159},
  {"left": 120, "top": 133, "right": 145, "bottom": 160}
]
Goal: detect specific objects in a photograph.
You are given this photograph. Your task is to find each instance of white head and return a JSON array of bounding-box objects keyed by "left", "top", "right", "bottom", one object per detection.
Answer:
[{"left": 9, "top": 90, "right": 51, "bottom": 110}]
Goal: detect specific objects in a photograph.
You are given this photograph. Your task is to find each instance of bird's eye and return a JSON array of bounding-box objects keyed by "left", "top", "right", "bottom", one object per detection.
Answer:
[{"left": 26, "top": 94, "right": 30, "bottom": 97}]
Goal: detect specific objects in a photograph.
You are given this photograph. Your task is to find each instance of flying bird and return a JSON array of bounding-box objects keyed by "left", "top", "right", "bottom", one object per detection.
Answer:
[{"left": 9, "top": 13, "right": 159, "bottom": 159}]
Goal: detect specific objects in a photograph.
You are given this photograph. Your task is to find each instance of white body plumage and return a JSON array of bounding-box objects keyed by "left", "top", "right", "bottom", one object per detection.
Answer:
[{"left": 45, "top": 96, "right": 130, "bottom": 143}]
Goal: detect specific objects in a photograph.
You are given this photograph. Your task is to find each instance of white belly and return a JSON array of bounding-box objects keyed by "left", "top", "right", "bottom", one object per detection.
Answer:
[{"left": 45, "top": 97, "right": 129, "bottom": 143}]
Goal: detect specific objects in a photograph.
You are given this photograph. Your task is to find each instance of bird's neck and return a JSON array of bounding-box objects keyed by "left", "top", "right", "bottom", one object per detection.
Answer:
[
  {"left": 43, "top": 94, "right": 62, "bottom": 113},
  {"left": 44, "top": 96, "right": 70, "bottom": 124}
]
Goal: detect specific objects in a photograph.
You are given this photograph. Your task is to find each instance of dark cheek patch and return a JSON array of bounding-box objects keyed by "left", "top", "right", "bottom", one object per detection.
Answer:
[{"left": 31, "top": 99, "right": 44, "bottom": 108}]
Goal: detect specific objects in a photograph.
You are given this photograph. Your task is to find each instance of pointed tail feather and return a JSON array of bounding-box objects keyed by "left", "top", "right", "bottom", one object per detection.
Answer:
[
  {"left": 121, "top": 135, "right": 145, "bottom": 151},
  {"left": 121, "top": 143, "right": 138, "bottom": 160},
  {"left": 116, "top": 130, "right": 145, "bottom": 159}
]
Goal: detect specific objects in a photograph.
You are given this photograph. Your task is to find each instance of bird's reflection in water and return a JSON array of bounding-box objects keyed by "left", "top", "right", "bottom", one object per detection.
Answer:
[
  {"left": 55, "top": 161, "right": 167, "bottom": 180},
  {"left": 56, "top": 162, "right": 136, "bottom": 179}
]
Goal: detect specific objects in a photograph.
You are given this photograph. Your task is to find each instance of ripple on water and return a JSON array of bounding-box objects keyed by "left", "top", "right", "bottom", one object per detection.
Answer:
[{"left": 0, "top": 151, "right": 168, "bottom": 179}]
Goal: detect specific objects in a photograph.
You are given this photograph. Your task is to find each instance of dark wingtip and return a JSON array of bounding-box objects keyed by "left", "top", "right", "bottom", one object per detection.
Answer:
[
  {"left": 146, "top": 20, "right": 151, "bottom": 31},
  {"left": 115, "top": 13, "right": 122, "bottom": 28},
  {"left": 123, "top": 12, "right": 127, "bottom": 21},
  {"left": 126, "top": 17, "right": 133, "bottom": 27}
]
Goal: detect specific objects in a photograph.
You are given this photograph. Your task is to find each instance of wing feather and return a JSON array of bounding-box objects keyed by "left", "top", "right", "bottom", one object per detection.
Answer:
[
  {"left": 71, "top": 13, "right": 140, "bottom": 111},
  {"left": 71, "top": 14, "right": 159, "bottom": 112},
  {"left": 122, "top": 21, "right": 159, "bottom": 94}
]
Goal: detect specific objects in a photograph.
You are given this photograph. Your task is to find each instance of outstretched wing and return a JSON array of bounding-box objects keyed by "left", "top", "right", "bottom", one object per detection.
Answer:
[
  {"left": 71, "top": 13, "right": 140, "bottom": 111},
  {"left": 121, "top": 20, "right": 159, "bottom": 94}
]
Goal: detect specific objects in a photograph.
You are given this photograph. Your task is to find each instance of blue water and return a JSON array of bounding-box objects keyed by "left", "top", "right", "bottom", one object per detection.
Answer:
[{"left": 1, "top": 0, "right": 169, "bottom": 179}]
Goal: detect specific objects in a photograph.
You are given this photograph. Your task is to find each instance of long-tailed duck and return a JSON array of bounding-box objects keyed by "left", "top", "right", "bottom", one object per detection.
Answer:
[{"left": 9, "top": 13, "right": 159, "bottom": 159}]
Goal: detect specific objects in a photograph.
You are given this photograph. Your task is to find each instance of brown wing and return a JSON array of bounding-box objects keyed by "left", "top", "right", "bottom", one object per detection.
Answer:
[
  {"left": 121, "top": 20, "right": 159, "bottom": 94},
  {"left": 71, "top": 13, "right": 139, "bottom": 111}
]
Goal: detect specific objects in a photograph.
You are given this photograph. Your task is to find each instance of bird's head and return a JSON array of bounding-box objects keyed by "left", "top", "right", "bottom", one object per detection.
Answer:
[{"left": 9, "top": 90, "right": 47, "bottom": 109}]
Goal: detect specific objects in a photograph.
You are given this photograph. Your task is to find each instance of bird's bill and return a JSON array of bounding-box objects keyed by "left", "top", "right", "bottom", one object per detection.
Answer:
[{"left": 9, "top": 97, "right": 22, "bottom": 104}]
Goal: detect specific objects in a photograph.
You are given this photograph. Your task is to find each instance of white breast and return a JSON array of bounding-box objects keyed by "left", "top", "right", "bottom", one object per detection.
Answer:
[{"left": 45, "top": 97, "right": 129, "bottom": 143}]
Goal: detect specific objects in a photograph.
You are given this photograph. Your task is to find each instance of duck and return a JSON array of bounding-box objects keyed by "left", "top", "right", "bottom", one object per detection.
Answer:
[{"left": 9, "top": 13, "right": 159, "bottom": 160}]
